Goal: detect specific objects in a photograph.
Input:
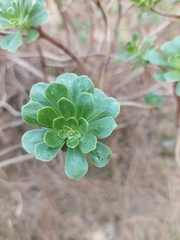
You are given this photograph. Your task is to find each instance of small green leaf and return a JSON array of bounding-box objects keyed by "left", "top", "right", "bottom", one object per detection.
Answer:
[
  {"left": 88, "top": 97, "right": 120, "bottom": 122},
  {"left": 78, "top": 117, "right": 88, "bottom": 134},
  {"left": 148, "top": 51, "right": 171, "bottom": 68},
  {"left": 71, "top": 75, "right": 94, "bottom": 103},
  {"left": 58, "top": 130, "right": 67, "bottom": 140},
  {"left": 79, "top": 134, "right": 97, "bottom": 153},
  {"left": 35, "top": 142, "right": 61, "bottom": 161},
  {"left": 53, "top": 117, "right": 67, "bottom": 131},
  {"left": 45, "top": 82, "right": 69, "bottom": 111},
  {"left": 26, "top": 28, "right": 39, "bottom": 43},
  {"left": 88, "top": 116, "right": 117, "bottom": 138},
  {"left": 168, "top": 56, "right": 180, "bottom": 69},
  {"left": 0, "top": 17, "right": 13, "bottom": 29},
  {"left": 37, "top": 106, "right": 59, "bottom": 127},
  {"left": 28, "top": 0, "right": 46, "bottom": 18},
  {"left": 173, "top": 36, "right": 180, "bottom": 53},
  {"left": 27, "top": 10, "right": 49, "bottom": 27},
  {"left": 132, "top": 32, "right": 138, "bottom": 42},
  {"left": 161, "top": 42, "right": 177, "bottom": 56},
  {"left": 65, "top": 147, "right": 88, "bottom": 180},
  {"left": 164, "top": 71, "right": 180, "bottom": 82},
  {"left": 67, "top": 138, "right": 79, "bottom": 148},
  {"left": 22, "top": 129, "right": 47, "bottom": 153},
  {"left": 22, "top": 102, "right": 42, "bottom": 126},
  {"left": 44, "top": 130, "right": 65, "bottom": 148},
  {"left": 154, "top": 71, "right": 166, "bottom": 82},
  {"left": 57, "top": 98, "right": 75, "bottom": 119},
  {"left": 93, "top": 88, "right": 107, "bottom": 106},
  {"left": 56, "top": 73, "right": 78, "bottom": 97},
  {"left": 175, "top": 81, "right": 180, "bottom": 96},
  {"left": 67, "top": 117, "right": 79, "bottom": 129},
  {"left": 141, "top": 36, "right": 156, "bottom": 47},
  {"left": 76, "top": 92, "right": 94, "bottom": 120},
  {"left": 144, "top": 92, "right": 164, "bottom": 105},
  {"left": 88, "top": 141, "right": 111, "bottom": 167},
  {"left": 1, "top": 31, "right": 22, "bottom": 52},
  {"left": 30, "top": 82, "right": 49, "bottom": 106},
  {"left": 73, "top": 131, "right": 81, "bottom": 139}
]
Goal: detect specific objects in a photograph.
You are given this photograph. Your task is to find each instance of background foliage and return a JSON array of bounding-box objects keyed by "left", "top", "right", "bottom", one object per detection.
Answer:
[{"left": 0, "top": 0, "right": 180, "bottom": 239}]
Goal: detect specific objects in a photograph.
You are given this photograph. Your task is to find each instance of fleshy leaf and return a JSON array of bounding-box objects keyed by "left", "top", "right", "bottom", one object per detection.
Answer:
[
  {"left": 163, "top": 71, "right": 180, "bottom": 82},
  {"left": 93, "top": 88, "right": 107, "bottom": 106},
  {"left": 148, "top": 51, "right": 171, "bottom": 68},
  {"left": 22, "top": 102, "right": 42, "bottom": 126},
  {"left": 88, "top": 97, "right": 120, "bottom": 122},
  {"left": 76, "top": 92, "right": 94, "bottom": 120},
  {"left": 154, "top": 71, "right": 166, "bottom": 82},
  {"left": 56, "top": 73, "right": 78, "bottom": 97},
  {"left": 88, "top": 141, "right": 111, "bottom": 167},
  {"left": 161, "top": 42, "right": 177, "bottom": 56},
  {"left": 67, "top": 138, "right": 79, "bottom": 148},
  {"left": 88, "top": 116, "right": 117, "bottom": 138},
  {"left": 173, "top": 36, "right": 180, "bottom": 53},
  {"left": 71, "top": 75, "right": 94, "bottom": 103},
  {"left": 45, "top": 82, "right": 69, "bottom": 111},
  {"left": 35, "top": 142, "right": 61, "bottom": 161},
  {"left": 79, "top": 134, "right": 97, "bottom": 153},
  {"left": 73, "top": 131, "right": 81, "bottom": 139},
  {"left": 168, "top": 56, "right": 180, "bottom": 69},
  {"left": 28, "top": 0, "right": 46, "bottom": 18},
  {"left": 0, "top": 17, "right": 13, "bottom": 29},
  {"left": 30, "top": 82, "right": 49, "bottom": 106},
  {"left": 78, "top": 117, "right": 88, "bottom": 134},
  {"left": 26, "top": 28, "right": 39, "bottom": 43},
  {"left": 57, "top": 98, "right": 75, "bottom": 119},
  {"left": 175, "top": 81, "right": 180, "bottom": 97},
  {"left": 58, "top": 130, "right": 67, "bottom": 140},
  {"left": 44, "top": 129, "right": 65, "bottom": 148},
  {"left": 37, "top": 106, "right": 59, "bottom": 127},
  {"left": 22, "top": 129, "right": 47, "bottom": 153},
  {"left": 65, "top": 147, "right": 88, "bottom": 180},
  {"left": 144, "top": 92, "right": 164, "bottom": 105},
  {"left": 53, "top": 117, "right": 67, "bottom": 131},
  {"left": 27, "top": 10, "right": 49, "bottom": 27},
  {"left": 67, "top": 117, "right": 79, "bottom": 129},
  {"left": 1, "top": 31, "right": 22, "bottom": 52}
]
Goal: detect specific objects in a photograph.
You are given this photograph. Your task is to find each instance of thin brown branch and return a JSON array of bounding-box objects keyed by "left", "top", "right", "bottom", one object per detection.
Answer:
[
  {"left": 151, "top": 8, "right": 180, "bottom": 19},
  {"left": 92, "top": 0, "right": 110, "bottom": 90},
  {"left": 174, "top": 82, "right": 180, "bottom": 127},
  {"left": 35, "top": 27, "right": 87, "bottom": 75},
  {"left": 0, "top": 154, "right": 34, "bottom": 168},
  {"left": 120, "top": 101, "right": 159, "bottom": 110}
]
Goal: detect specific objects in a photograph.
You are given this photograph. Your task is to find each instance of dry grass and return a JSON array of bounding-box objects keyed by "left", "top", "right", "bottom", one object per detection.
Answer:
[{"left": 0, "top": 0, "right": 180, "bottom": 239}]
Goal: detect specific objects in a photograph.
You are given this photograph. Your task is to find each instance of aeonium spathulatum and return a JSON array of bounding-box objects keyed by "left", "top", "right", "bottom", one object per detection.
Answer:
[
  {"left": 22, "top": 73, "right": 120, "bottom": 180},
  {"left": 147, "top": 36, "right": 180, "bottom": 96},
  {"left": 0, "top": 0, "right": 49, "bottom": 52}
]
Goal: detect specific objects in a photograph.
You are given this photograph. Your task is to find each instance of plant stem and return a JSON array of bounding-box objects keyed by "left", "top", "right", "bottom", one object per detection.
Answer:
[
  {"left": 35, "top": 27, "right": 87, "bottom": 75},
  {"left": 174, "top": 83, "right": 180, "bottom": 127},
  {"left": 120, "top": 101, "right": 159, "bottom": 109},
  {"left": 151, "top": 8, "right": 180, "bottom": 19}
]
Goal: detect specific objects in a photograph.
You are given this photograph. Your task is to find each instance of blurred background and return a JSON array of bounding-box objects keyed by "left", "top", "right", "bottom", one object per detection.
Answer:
[{"left": 1, "top": 0, "right": 180, "bottom": 239}]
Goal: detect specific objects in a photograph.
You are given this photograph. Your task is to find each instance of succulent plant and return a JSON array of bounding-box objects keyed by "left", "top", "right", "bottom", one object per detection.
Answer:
[
  {"left": 0, "top": 0, "right": 49, "bottom": 52},
  {"left": 148, "top": 36, "right": 180, "bottom": 96},
  {"left": 22, "top": 73, "right": 120, "bottom": 180},
  {"left": 122, "top": 32, "right": 156, "bottom": 70}
]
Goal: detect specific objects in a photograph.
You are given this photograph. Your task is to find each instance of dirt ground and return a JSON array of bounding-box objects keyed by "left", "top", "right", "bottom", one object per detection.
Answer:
[{"left": 1, "top": 0, "right": 180, "bottom": 239}]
